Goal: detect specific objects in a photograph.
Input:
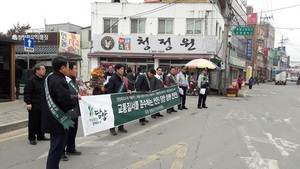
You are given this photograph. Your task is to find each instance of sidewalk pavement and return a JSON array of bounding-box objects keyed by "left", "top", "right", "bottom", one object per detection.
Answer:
[
  {"left": 0, "top": 87, "right": 249, "bottom": 134},
  {"left": 0, "top": 95, "right": 28, "bottom": 134}
]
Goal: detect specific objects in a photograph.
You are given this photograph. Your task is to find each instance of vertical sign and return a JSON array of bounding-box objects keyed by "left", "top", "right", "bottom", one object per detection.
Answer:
[
  {"left": 247, "top": 13, "right": 258, "bottom": 25},
  {"left": 246, "top": 39, "right": 253, "bottom": 62}
]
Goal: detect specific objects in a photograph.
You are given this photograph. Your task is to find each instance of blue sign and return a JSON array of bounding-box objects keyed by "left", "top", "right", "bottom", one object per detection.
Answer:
[
  {"left": 278, "top": 46, "right": 286, "bottom": 52},
  {"left": 24, "top": 38, "right": 35, "bottom": 52},
  {"left": 246, "top": 39, "right": 252, "bottom": 61}
]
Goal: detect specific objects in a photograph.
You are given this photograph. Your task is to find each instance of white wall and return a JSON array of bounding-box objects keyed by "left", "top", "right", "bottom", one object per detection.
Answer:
[{"left": 91, "top": 2, "right": 224, "bottom": 37}]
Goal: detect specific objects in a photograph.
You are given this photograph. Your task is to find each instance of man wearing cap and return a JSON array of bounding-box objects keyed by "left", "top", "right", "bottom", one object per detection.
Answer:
[{"left": 197, "top": 68, "right": 209, "bottom": 109}]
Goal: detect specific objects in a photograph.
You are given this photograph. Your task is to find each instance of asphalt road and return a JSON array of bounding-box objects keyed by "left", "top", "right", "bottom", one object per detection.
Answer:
[{"left": 1, "top": 82, "right": 300, "bottom": 169}]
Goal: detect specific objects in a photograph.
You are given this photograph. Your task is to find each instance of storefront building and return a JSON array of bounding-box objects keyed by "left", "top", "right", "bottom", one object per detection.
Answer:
[{"left": 0, "top": 37, "right": 20, "bottom": 102}]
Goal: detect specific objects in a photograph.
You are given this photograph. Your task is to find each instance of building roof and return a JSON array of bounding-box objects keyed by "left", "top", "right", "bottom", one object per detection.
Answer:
[{"left": 0, "top": 37, "right": 22, "bottom": 44}]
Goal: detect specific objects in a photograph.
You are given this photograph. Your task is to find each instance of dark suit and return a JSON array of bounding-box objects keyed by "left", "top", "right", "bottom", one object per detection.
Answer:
[
  {"left": 135, "top": 74, "right": 151, "bottom": 122},
  {"left": 41, "top": 71, "right": 76, "bottom": 169}
]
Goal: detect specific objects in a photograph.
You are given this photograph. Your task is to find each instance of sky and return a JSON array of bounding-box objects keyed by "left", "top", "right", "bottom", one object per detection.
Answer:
[{"left": 1, "top": 0, "right": 300, "bottom": 61}]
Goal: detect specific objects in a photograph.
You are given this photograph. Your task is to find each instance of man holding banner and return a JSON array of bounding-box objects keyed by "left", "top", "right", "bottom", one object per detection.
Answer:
[
  {"left": 41, "top": 56, "right": 80, "bottom": 169},
  {"left": 135, "top": 68, "right": 156, "bottom": 125},
  {"left": 107, "top": 64, "right": 132, "bottom": 135}
]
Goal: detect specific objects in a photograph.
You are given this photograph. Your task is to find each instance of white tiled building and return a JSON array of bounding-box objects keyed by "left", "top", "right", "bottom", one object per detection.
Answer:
[{"left": 89, "top": 1, "right": 225, "bottom": 89}]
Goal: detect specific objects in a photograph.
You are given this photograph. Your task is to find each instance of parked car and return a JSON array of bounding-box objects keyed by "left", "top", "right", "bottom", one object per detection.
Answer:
[{"left": 291, "top": 76, "right": 298, "bottom": 82}]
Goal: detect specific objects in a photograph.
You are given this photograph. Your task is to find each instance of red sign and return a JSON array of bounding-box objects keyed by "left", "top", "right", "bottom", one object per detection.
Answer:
[
  {"left": 262, "top": 48, "right": 268, "bottom": 56},
  {"left": 247, "top": 13, "right": 257, "bottom": 25}
]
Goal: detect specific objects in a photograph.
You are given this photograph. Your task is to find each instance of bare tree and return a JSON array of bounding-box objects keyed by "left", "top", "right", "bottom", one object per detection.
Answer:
[{"left": 1, "top": 22, "right": 31, "bottom": 37}]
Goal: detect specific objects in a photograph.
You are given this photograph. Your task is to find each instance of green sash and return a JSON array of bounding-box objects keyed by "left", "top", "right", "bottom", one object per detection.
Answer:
[
  {"left": 45, "top": 73, "right": 74, "bottom": 130},
  {"left": 66, "top": 76, "right": 79, "bottom": 94},
  {"left": 117, "top": 76, "right": 125, "bottom": 93},
  {"left": 144, "top": 73, "right": 150, "bottom": 89}
]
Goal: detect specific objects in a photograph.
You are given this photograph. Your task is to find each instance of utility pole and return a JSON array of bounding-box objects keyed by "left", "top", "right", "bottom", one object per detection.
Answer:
[
  {"left": 278, "top": 35, "right": 288, "bottom": 70},
  {"left": 221, "top": 0, "right": 233, "bottom": 95}
]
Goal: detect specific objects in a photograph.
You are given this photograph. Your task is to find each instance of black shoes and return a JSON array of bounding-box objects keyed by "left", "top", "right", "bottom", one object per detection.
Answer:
[
  {"left": 178, "top": 107, "right": 183, "bottom": 110},
  {"left": 61, "top": 154, "right": 68, "bottom": 161},
  {"left": 202, "top": 106, "right": 208, "bottom": 108},
  {"left": 171, "top": 109, "right": 178, "bottom": 112},
  {"left": 110, "top": 128, "right": 117, "bottom": 135},
  {"left": 182, "top": 107, "right": 188, "bottom": 110},
  {"left": 29, "top": 140, "right": 37, "bottom": 145},
  {"left": 118, "top": 127, "right": 128, "bottom": 133},
  {"left": 66, "top": 150, "right": 82, "bottom": 155},
  {"left": 151, "top": 115, "right": 157, "bottom": 119},
  {"left": 198, "top": 106, "right": 202, "bottom": 109},
  {"left": 167, "top": 110, "right": 172, "bottom": 114},
  {"left": 156, "top": 113, "right": 164, "bottom": 117},
  {"left": 37, "top": 136, "right": 50, "bottom": 141}
]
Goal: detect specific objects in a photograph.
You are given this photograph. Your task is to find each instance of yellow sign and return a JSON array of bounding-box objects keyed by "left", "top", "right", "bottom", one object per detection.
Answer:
[
  {"left": 246, "top": 66, "right": 252, "bottom": 83},
  {"left": 59, "top": 30, "right": 80, "bottom": 55}
]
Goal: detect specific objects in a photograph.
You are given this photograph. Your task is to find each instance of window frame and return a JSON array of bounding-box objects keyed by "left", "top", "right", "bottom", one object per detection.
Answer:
[
  {"left": 103, "top": 18, "right": 119, "bottom": 33},
  {"left": 186, "top": 18, "right": 202, "bottom": 35},
  {"left": 158, "top": 18, "right": 174, "bottom": 34},
  {"left": 131, "top": 18, "right": 146, "bottom": 34}
]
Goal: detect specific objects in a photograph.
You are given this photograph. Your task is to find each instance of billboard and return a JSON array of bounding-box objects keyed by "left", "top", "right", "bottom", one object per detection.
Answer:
[
  {"left": 59, "top": 30, "right": 80, "bottom": 55},
  {"left": 247, "top": 13, "right": 258, "bottom": 25}
]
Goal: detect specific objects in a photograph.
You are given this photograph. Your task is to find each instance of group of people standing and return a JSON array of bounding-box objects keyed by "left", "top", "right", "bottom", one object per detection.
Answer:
[
  {"left": 23, "top": 58, "right": 211, "bottom": 169},
  {"left": 24, "top": 56, "right": 83, "bottom": 169}
]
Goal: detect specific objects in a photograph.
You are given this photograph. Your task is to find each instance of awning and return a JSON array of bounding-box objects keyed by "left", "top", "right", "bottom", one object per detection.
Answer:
[
  {"left": 153, "top": 54, "right": 211, "bottom": 60},
  {"left": 88, "top": 52, "right": 152, "bottom": 58}
]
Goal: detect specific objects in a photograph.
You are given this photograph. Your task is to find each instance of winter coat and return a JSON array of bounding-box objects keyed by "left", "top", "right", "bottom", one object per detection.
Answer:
[
  {"left": 24, "top": 74, "right": 44, "bottom": 112},
  {"left": 41, "top": 71, "right": 76, "bottom": 134},
  {"left": 135, "top": 73, "right": 150, "bottom": 92},
  {"left": 107, "top": 73, "right": 128, "bottom": 94}
]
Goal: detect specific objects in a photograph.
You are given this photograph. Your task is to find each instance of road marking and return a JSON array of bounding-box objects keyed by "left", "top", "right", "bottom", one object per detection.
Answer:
[
  {"left": 225, "top": 109, "right": 256, "bottom": 121},
  {"left": 238, "top": 126, "right": 280, "bottom": 169},
  {"left": 0, "top": 133, "right": 27, "bottom": 143},
  {"left": 262, "top": 112, "right": 294, "bottom": 127},
  {"left": 37, "top": 117, "right": 181, "bottom": 159},
  {"left": 127, "top": 142, "right": 187, "bottom": 169}
]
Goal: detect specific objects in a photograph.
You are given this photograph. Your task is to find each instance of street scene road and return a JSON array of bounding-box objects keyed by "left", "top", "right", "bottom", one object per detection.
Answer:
[{"left": 1, "top": 82, "right": 300, "bottom": 169}]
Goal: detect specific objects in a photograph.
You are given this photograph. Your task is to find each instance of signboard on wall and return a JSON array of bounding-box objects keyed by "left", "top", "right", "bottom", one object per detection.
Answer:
[
  {"left": 59, "top": 30, "right": 81, "bottom": 55},
  {"left": 11, "top": 32, "right": 58, "bottom": 45},
  {"left": 246, "top": 39, "right": 253, "bottom": 61},
  {"left": 93, "top": 34, "right": 221, "bottom": 55},
  {"left": 247, "top": 13, "right": 258, "bottom": 25}
]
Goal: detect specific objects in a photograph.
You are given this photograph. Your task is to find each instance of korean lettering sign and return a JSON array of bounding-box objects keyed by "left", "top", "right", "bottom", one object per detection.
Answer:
[
  {"left": 246, "top": 39, "right": 253, "bottom": 62},
  {"left": 94, "top": 35, "right": 219, "bottom": 54}
]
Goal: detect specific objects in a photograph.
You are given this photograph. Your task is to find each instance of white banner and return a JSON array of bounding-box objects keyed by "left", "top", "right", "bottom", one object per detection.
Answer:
[{"left": 79, "top": 95, "right": 114, "bottom": 136}]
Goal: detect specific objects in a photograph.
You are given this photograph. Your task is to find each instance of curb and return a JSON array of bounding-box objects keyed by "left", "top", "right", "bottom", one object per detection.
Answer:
[{"left": 0, "top": 120, "right": 28, "bottom": 134}]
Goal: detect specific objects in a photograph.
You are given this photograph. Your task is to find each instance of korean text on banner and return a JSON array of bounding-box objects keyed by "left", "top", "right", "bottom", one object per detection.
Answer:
[
  {"left": 59, "top": 30, "right": 81, "bottom": 55},
  {"left": 79, "top": 86, "right": 180, "bottom": 136}
]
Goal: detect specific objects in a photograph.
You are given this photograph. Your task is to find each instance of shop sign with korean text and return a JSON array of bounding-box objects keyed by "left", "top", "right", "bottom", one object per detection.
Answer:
[
  {"left": 59, "top": 30, "right": 81, "bottom": 55},
  {"left": 79, "top": 86, "right": 180, "bottom": 136},
  {"left": 93, "top": 34, "right": 221, "bottom": 54}
]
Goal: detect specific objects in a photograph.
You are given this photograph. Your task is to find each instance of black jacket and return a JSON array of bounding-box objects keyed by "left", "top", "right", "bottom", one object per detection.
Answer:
[
  {"left": 135, "top": 74, "right": 150, "bottom": 92},
  {"left": 41, "top": 71, "right": 76, "bottom": 134},
  {"left": 107, "top": 73, "right": 127, "bottom": 94},
  {"left": 24, "top": 74, "right": 44, "bottom": 112},
  {"left": 150, "top": 76, "right": 162, "bottom": 91},
  {"left": 68, "top": 76, "right": 80, "bottom": 119},
  {"left": 126, "top": 72, "right": 135, "bottom": 91}
]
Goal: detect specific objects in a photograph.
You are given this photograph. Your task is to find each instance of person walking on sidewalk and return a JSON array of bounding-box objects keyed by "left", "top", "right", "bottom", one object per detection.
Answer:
[
  {"left": 24, "top": 63, "right": 49, "bottom": 145},
  {"left": 237, "top": 75, "right": 244, "bottom": 90},
  {"left": 61, "top": 62, "right": 82, "bottom": 161},
  {"left": 176, "top": 66, "right": 189, "bottom": 110},
  {"left": 197, "top": 68, "right": 209, "bottom": 109},
  {"left": 107, "top": 64, "right": 132, "bottom": 135},
  {"left": 248, "top": 77, "right": 254, "bottom": 89},
  {"left": 41, "top": 56, "right": 79, "bottom": 169}
]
